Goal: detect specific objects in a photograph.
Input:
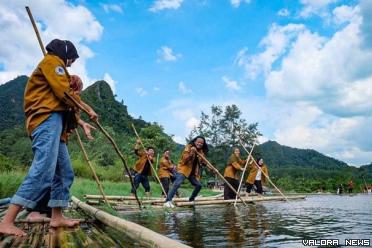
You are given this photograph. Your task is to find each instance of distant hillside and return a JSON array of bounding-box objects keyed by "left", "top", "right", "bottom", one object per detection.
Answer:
[
  {"left": 258, "top": 141, "right": 349, "bottom": 170},
  {"left": 0, "top": 76, "right": 27, "bottom": 130}
]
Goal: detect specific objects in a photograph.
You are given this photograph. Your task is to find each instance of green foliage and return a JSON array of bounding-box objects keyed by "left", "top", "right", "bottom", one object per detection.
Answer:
[{"left": 0, "top": 171, "right": 25, "bottom": 198}]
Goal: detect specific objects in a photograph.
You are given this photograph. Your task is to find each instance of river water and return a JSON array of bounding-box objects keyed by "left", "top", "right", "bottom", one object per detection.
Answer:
[{"left": 120, "top": 194, "right": 372, "bottom": 247}]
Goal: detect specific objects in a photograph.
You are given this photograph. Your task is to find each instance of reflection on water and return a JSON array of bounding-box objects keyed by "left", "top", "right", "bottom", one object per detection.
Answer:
[{"left": 120, "top": 195, "right": 372, "bottom": 247}]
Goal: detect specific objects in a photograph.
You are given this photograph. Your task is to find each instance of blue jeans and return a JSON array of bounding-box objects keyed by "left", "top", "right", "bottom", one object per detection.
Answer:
[
  {"left": 11, "top": 112, "right": 74, "bottom": 208},
  {"left": 166, "top": 172, "right": 202, "bottom": 202},
  {"left": 131, "top": 173, "right": 151, "bottom": 193}
]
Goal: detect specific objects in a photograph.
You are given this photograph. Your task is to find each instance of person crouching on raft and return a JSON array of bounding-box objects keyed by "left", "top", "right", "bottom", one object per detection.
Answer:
[
  {"left": 164, "top": 136, "right": 208, "bottom": 208},
  {"left": 245, "top": 157, "right": 269, "bottom": 196},
  {"left": 130, "top": 139, "right": 155, "bottom": 197},
  {"left": 223, "top": 148, "right": 245, "bottom": 200}
]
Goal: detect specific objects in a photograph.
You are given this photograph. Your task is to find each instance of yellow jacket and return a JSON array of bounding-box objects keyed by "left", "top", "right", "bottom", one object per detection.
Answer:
[
  {"left": 158, "top": 156, "right": 174, "bottom": 178},
  {"left": 24, "top": 54, "right": 80, "bottom": 135},
  {"left": 224, "top": 154, "right": 246, "bottom": 180},
  {"left": 246, "top": 162, "right": 269, "bottom": 185},
  {"left": 177, "top": 144, "right": 205, "bottom": 180},
  {"left": 133, "top": 145, "right": 154, "bottom": 175}
]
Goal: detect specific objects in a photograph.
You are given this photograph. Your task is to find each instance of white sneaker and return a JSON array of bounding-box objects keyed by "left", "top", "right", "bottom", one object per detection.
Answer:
[{"left": 163, "top": 201, "right": 175, "bottom": 208}]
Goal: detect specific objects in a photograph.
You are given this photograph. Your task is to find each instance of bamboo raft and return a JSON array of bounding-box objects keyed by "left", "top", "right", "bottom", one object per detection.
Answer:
[{"left": 0, "top": 196, "right": 190, "bottom": 248}]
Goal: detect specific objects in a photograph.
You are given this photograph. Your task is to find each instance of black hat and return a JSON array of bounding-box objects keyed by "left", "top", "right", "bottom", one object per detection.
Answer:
[{"left": 46, "top": 39, "right": 79, "bottom": 66}]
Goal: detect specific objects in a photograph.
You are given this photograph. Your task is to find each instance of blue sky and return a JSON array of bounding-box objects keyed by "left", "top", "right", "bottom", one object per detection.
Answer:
[{"left": 1, "top": 0, "right": 372, "bottom": 166}]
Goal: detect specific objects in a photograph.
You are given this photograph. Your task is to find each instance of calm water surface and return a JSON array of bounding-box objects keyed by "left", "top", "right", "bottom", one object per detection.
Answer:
[{"left": 121, "top": 194, "right": 372, "bottom": 247}]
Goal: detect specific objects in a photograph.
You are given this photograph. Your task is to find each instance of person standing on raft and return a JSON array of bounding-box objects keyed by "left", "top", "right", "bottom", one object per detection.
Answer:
[
  {"left": 130, "top": 139, "right": 155, "bottom": 197},
  {"left": 223, "top": 148, "right": 245, "bottom": 200},
  {"left": 158, "top": 149, "right": 177, "bottom": 197},
  {"left": 164, "top": 136, "right": 208, "bottom": 208},
  {"left": 245, "top": 157, "right": 269, "bottom": 196},
  {"left": 0, "top": 39, "right": 96, "bottom": 236}
]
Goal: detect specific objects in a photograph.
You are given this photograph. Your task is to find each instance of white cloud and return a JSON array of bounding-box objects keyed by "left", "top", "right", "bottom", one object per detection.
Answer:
[
  {"left": 299, "top": 0, "right": 338, "bottom": 19},
  {"left": 101, "top": 4, "right": 123, "bottom": 14},
  {"left": 172, "top": 135, "right": 185, "bottom": 144},
  {"left": 103, "top": 73, "right": 116, "bottom": 94},
  {"left": 153, "top": 86, "right": 160, "bottom": 91},
  {"left": 178, "top": 81, "right": 192, "bottom": 94},
  {"left": 157, "top": 46, "right": 180, "bottom": 62},
  {"left": 278, "top": 8, "right": 290, "bottom": 17},
  {"left": 149, "top": 0, "right": 183, "bottom": 12},
  {"left": 230, "top": 0, "right": 251, "bottom": 8},
  {"left": 222, "top": 76, "right": 240, "bottom": 90},
  {"left": 234, "top": 0, "right": 372, "bottom": 165},
  {"left": 136, "top": 87, "right": 148, "bottom": 97},
  {"left": 0, "top": 1, "right": 103, "bottom": 85}
]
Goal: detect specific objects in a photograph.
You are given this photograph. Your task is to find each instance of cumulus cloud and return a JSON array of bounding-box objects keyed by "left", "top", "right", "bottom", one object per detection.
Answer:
[
  {"left": 222, "top": 76, "right": 240, "bottom": 90},
  {"left": 0, "top": 0, "right": 103, "bottom": 86},
  {"left": 149, "top": 0, "right": 183, "bottom": 12},
  {"left": 278, "top": 8, "right": 290, "bottom": 17},
  {"left": 299, "top": 0, "right": 338, "bottom": 19},
  {"left": 230, "top": 0, "right": 251, "bottom": 8},
  {"left": 157, "top": 46, "right": 181, "bottom": 62},
  {"left": 236, "top": 1, "right": 372, "bottom": 165},
  {"left": 178, "top": 81, "right": 192, "bottom": 94},
  {"left": 101, "top": 3, "right": 123, "bottom": 14}
]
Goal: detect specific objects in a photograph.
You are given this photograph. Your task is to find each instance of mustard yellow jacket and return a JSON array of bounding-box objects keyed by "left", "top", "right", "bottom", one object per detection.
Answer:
[
  {"left": 177, "top": 144, "right": 205, "bottom": 180},
  {"left": 24, "top": 54, "right": 80, "bottom": 135},
  {"left": 224, "top": 154, "right": 246, "bottom": 180},
  {"left": 246, "top": 162, "right": 269, "bottom": 185},
  {"left": 158, "top": 156, "right": 174, "bottom": 178},
  {"left": 133, "top": 145, "right": 154, "bottom": 175}
]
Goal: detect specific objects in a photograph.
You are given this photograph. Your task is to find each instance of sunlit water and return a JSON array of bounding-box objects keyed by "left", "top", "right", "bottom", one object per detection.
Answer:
[{"left": 120, "top": 194, "right": 372, "bottom": 247}]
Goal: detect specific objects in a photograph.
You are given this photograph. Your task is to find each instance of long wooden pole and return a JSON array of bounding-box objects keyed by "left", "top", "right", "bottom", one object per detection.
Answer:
[
  {"left": 131, "top": 124, "right": 168, "bottom": 197},
  {"left": 75, "top": 129, "right": 111, "bottom": 207},
  {"left": 233, "top": 143, "right": 256, "bottom": 207},
  {"left": 195, "top": 151, "right": 247, "bottom": 206},
  {"left": 24, "top": 6, "right": 126, "bottom": 208},
  {"left": 362, "top": 176, "right": 369, "bottom": 194},
  {"left": 64, "top": 92, "right": 142, "bottom": 208},
  {"left": 238, "top": 139, "right": 289, "bottom": 202}
]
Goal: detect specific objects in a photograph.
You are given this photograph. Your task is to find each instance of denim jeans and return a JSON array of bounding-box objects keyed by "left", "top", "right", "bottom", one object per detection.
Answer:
[
  {"left": 11, "top": 112, "right": 74, "bottom": 208},
  {"left": 166, "top": 172, "right": 202, "bottom": 202},
  {"left": 131, "top": 173, "right": 151, "bottom": 193}
]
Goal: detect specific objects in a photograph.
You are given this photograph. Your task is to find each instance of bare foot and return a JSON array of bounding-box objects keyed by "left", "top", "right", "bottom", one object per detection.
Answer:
[
  {"left": 0, "top": 222, "right": 26, "bottom": 236},
  {"left": 50, "top": 217, "right": 80, "bottom": 228},
  {"left": 26, "top": 212, "right": 50, "bottom": 222}
]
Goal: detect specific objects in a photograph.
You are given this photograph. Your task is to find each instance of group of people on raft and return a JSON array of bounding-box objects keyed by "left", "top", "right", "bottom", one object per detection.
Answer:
[
  {"left": 0, "top": 38, "right": 269, "bottom": 236},
  {"left": 131, "top": 137, "right": 269, "bottom": 208}
]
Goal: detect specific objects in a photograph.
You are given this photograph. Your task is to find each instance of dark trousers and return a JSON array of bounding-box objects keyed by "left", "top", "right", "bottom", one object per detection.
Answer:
[
  {"left": 246, "top": 180, "right": 263, "bottom": 194},
  {"left": 131, "top": 173, "right": 151, "bottom": 193},
  {"left": 224, "top": 177, "right": 239, "bottom": 200},
  {"left": 166, "top": 172, "right": 202, "bottom": 202},
  {"left": 160, "top": 177, "right": 170, "bottom": 196},
  {"left": 26, "top": 187, "right": 52, "bottom": 217}
]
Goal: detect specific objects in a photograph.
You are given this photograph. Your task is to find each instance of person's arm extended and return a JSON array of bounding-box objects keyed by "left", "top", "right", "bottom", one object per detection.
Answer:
[{"left": 78, "top": 119, "right": 96, "bottom": 140}]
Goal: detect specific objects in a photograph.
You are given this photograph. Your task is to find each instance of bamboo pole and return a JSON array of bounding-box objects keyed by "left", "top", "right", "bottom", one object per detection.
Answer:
[
  {"left": 75, "top": 129, "right": 111, "bottom": 207},
  {"left": 234, "top": 143, "right": 256, "bottom": 207},
  {"left": 131, "top": 124, "right": 168, "bottom": 197},
  {"left": 238, "top": 139, "right": 289, "bottom": 202},
  {"left": 84, "top": 194, "right": 223, "bottom": 202},
  {"left": 64, "top": 93, "right": 142, "bottom": 208},
  {"left": 195, "top": 151, "right": 247, "bottom": 206},
  {"left": 362, "top": 176, "right": 369, "bottom": 194},
  {"left": 176, "top": 195, "right": 306, "bottom": 207},
  {"left": 71, "top": 196, "right": 191, "bottom": 248}
]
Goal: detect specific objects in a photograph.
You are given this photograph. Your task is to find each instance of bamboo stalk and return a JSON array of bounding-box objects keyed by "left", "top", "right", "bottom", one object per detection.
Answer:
[
  {"left": 195, "top": 151, "right": 247, "bottom": 206},
  {"left": 75, "top": 129, "right": 111, "bottom": 207},
  {"left": 175, "top": 195, "right": 306, "bottom": 207},
  {"left": 131, "top": 123, "right": 168, "bottom": 197},
  {"left": 14, "top": 218, "right": 93, "bottom": 224},
  {"left": 25, "top": 6, "right": 46, "bottom": 55},
  {"left": 84, "top": 194, "right": 222, "bottom": 201},
  {"left": 238, "top": 139, "right": 289, "bottom": 202},
  {"left": 64, "top": 93, "right": 142, "bottom": 208},
  {"left": 71, "top": 196, "right": 191, "bottom": 248},
  {"left": 362, "top": 176, "right": 369, "bottom": 194},
  {"left": 234, "top": 143, "right": 256, "bottom": 207}
]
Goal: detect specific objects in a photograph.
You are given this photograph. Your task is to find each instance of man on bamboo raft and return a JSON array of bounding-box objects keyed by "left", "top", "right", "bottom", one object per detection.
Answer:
[
  {"left": 26, "top": 75, "right": 97, "bottom": 222},
  {"left": 158, "top": 149, "right": 178, "bottom": 197},
  {"left": 164, "top": 136, "right": 209, "bottom": 208},
  {"left": 0, "top": 39, "right": 98, "bottom": 236},
  {"left": 245, "top": 157, "right": 269, "bottom": 196},
  {"left": 223, "top": 148, "right": 245, "bottom": 200},
  {"left": 131, "top": 139, "right": 155, "bottom": 197}
]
